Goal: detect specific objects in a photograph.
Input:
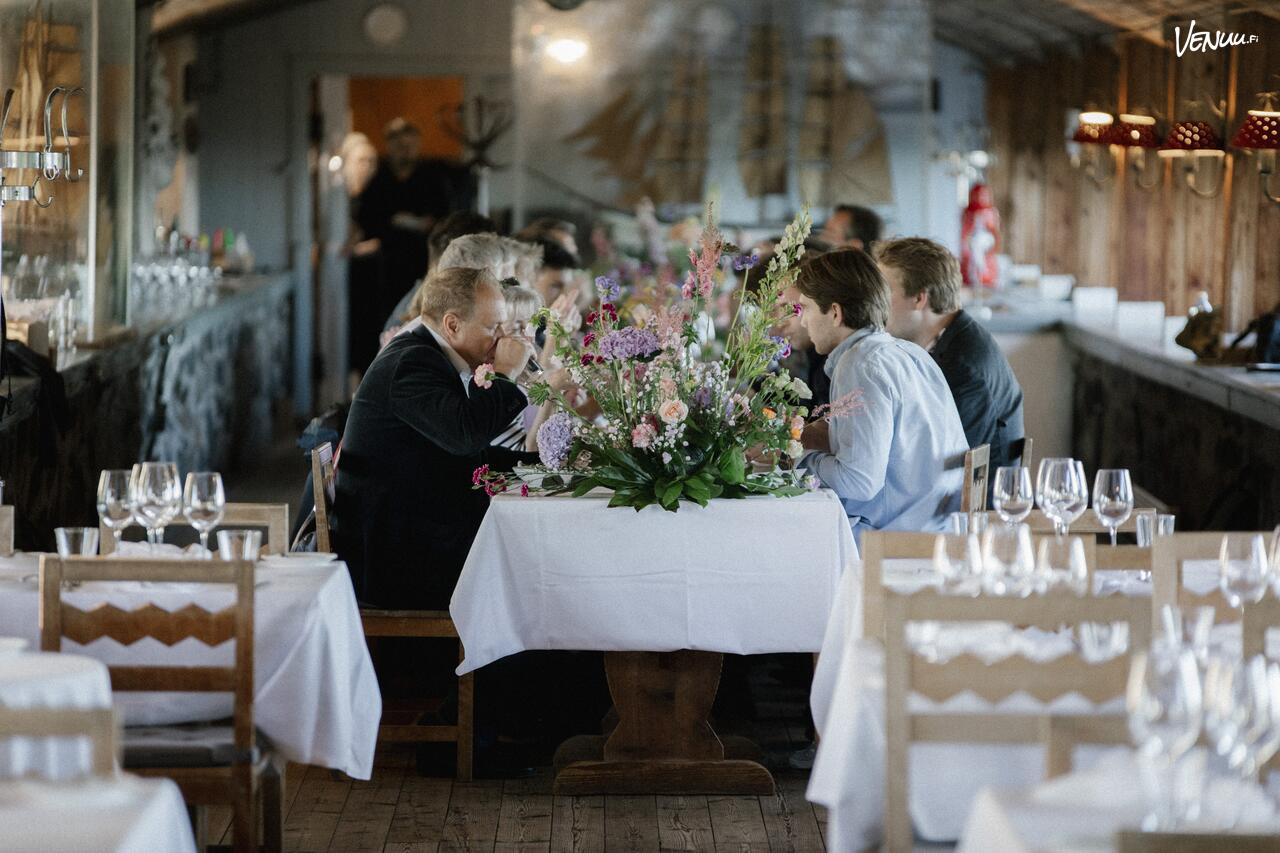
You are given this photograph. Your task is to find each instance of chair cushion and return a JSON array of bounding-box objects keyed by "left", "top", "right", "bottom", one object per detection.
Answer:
[{"left": 123, "top": 723, "right": 268, "bottom": 769}]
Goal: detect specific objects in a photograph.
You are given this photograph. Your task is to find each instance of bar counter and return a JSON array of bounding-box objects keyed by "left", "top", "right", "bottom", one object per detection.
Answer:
[{"left": 0, "top": 274, "right": 292, "bottom": 550}]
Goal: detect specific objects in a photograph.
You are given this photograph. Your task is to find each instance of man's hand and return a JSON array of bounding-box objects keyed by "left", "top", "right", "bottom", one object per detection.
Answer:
[
  {"left": 801, "top": 419, "right": 830, "bottom": 453},
  {"left": 494, "top": 336, "right": 536, "bottom": 379},
  {"left": 550, "top": 293, "right": 582, "bottom": 332}
]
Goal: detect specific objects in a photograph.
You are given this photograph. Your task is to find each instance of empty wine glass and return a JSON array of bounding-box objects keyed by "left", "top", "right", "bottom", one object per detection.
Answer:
[
  {"left": 1127, "top": 647, "right": 1204, "bottom": 831},
  {"left": 1204, "top": 655, "right": 1280, "bottom": 781},
  {"left": 992, "top": 466, "right": 1034, "bottom": 526},
  {"left": 1157, "top": 604, "right": 1215, "bottom": 666},
  {"left": 131, "top": 462, "right": 181, "bottom": 550},
  {"left": 1064, "top": 460, "right": 1089, "bottom": 535},
  {"left": 184, "top": 472, "right": 226, "bottom": 558},
  {"left": 1219, "top": 534, "right": 1270, "bottom": 611},
  {"left": 1036, "top": 535, "right": 1089, "bottom": 595},
  {"left": 1093, "top": 468, "right": 1134, "bottom": 547},
  {"left": 933, "top": 533, "right": 983, "bottom": 596},
  {"left": 96, "top": 469, "right": 135, "bottom": 550},
  {"left": 981, "top": 523, "right": 1035, "bottom": 596},
  {"left": 1036, "top": 458, "right": 1079, "bottom": 537}
]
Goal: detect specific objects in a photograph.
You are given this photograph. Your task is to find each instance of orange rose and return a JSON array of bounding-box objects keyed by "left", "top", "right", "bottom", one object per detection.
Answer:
[{"left": 762, "top": 407, "right": 777, "bottom": 420}]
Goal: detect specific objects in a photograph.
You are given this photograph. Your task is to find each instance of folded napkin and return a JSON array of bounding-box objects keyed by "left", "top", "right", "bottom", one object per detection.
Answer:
[{"left": 114, "top": 542, "right": 212, "bottom": 559}]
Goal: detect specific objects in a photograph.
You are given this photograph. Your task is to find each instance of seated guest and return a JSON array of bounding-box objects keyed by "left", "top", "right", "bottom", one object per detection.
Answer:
[
  {"left": 795, "top": 249, "right": 967, "bottom": 536},
  {"left": 516, "top": 216, "right": 580, "bottom": 261},
  {"left": 383, "top": 214, "right": 499, "bottom": 334},
  {"left": 528, "top": 237, "right": 581, "bottom": 310},
  {"left": 334, "top": 266, "right": 537, "bottom": 609},
  {"left": 817, "top": 203, "right": 883, "bottom": 251},
  {"left": 876, "top": 237, "right": 1025, "bottom": 471}
]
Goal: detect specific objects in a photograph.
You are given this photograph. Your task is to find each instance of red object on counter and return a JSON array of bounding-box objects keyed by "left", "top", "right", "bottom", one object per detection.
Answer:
[{"left": 961, "top": 183, "right": 1001, "bottom": 288}]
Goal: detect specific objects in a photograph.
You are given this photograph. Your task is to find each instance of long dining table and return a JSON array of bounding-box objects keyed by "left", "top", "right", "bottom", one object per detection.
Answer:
[{"left": 0, "top": 549, "right": 380, "bottom": 780}]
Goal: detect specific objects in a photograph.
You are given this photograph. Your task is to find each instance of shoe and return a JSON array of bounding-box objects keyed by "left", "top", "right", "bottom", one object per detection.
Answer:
[{"left": 788, "top": 744, "right": 817, "bottom": 770}]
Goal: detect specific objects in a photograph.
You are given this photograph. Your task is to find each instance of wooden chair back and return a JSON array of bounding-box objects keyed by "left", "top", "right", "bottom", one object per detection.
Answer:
[
  {"left": 882, "top": 588, "right": 1151, "bottom": 853},
  {"left": 1150, "top": 532, "right": 1262, "bottom": 625},
  {"left": 0, "top": 705, "right": 119, "bottom": 776},
  {"left": 1243, "top": 595, "right": 1280, "bottom": 659},
  {"left": 311, "top": 442, "right": 335, "bottom": 554},
  {"left": 962, "top": 444, "right": 991, "bottom": 513},
  {"left": 99, "top": 503, "right": 289, "bottom": 556},
  {"left": 0, "top": 505, "right": 12, "bottom": 556},
  {"left": 38, "top": 556, "right": 256, "bottom": 758}
]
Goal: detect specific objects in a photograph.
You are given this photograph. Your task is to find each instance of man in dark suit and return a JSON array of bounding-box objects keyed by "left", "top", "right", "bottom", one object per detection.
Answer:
[
  {"left": 876, "top": 237, "right": 1025, "bottom": 473},
  {"left": 333, "top": 265, "right": 536, "bottom": 609}
]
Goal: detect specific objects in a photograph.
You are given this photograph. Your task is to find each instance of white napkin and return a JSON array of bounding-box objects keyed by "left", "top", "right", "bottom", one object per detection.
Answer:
[{"left": 114, "top": 542, "right": 212, "bottom": 559}]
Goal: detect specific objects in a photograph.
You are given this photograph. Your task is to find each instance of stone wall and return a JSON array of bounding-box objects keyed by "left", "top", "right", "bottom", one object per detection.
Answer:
[
  {"left": 0, "top": 275, "right": 291, "bottom": 551},
  {"left": 1071, "top": 351, "right": 1280, "bottom": 532}
]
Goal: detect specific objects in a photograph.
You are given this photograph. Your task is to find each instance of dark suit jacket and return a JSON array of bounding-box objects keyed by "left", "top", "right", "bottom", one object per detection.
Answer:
[
  {"left": 332, "top": 325, "right": 534, "bottom": 609},
  {"left": 931, "top": 310, "right": 1026, "bottom": 472}
]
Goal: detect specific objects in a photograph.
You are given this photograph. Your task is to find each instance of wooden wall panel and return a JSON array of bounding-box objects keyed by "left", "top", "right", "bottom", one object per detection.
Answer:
[
  {"left": 1118, "top": 39, "right": 1169, "bottom": 301},
  {"left": 1075, "top": 45, "right": 1121, "bottom": 287},
  {"left": 1042, "top": 54, "right": 1083, "bottom": 276}
]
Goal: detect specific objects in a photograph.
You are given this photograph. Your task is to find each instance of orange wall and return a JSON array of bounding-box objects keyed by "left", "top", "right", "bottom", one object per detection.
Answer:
[{"left": 348, "top": 76, "right": 465, "bottom": 159}]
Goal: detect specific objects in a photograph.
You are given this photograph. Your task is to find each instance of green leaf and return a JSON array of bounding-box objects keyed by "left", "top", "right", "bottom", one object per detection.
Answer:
[
  {"left": 718, "top": 449, "right": 746, "bottom": 485},
  {"left": 661, "top": 481, "right": 684, "bottom": 506}
]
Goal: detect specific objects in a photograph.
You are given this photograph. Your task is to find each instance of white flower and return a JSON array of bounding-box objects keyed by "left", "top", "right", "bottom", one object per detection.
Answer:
[
  {"left": 662, "top": 451, "right": 673, "bottom": 464},
  {"left": 790, "top": 377, "right": 813, "bottom": 399},
  {"left": 658, "top": 399, "right": 689, "bottom": 425},
  {"left": 787, "top": 439, "right": 806, "bottom": 459}
]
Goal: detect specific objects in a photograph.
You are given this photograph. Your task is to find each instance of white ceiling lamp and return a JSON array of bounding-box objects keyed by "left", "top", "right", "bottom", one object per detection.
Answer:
[
  {"left": 363, "top": 3, "right": 408, "bottom": 47},
  {"left": 546, "top": 37, "right": 589, "bottom": 65}
]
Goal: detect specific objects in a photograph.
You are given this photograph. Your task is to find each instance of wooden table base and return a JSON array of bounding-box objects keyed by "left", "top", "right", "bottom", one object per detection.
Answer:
[{"left": 552, "top": 650, "right": 776, "bottom": 796}]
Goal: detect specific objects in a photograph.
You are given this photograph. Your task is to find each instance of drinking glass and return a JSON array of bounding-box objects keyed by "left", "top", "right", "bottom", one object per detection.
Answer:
[
  {"left": 183, "top": 472, "right": 226, "bottom": 558},
  {"left": 947, "top": 511, "right": 988, "bottom": 537},
  {"left": 1203, "top": 655, "right": 1280, "bottom": 781},
  {"left": 981, "top": 523, "right": 1035, "bottom": 596},
  {"left": 96, "top": 469, "right": 135, "bottom": 550},
  {"left": 933, "top": 533, "right": 983, "bottom": 596},
  {"left": 1036, "top": 535, "right": 1089, "bottom": 595},
  {"left": 992, "top": 466, "right": 1033, "bottom": 526},
  {"left": 1036, "top": 458, "right": 1079, "bottom": 537},
  {"left": 1126, "top": 647, "right": 1204, "bottom": 831},
  {"left": 217, "top": 529, "right": 262, "bottom": 561},
  {"left": 1219, "top": 534, "right": 1270, "bottom": 611},
  {"left": 1157, "top": 605, "right": 1215, "bottom": 666},
  {"left": 131, "top": 462, "right": 181, "bottom": 549},
  {"left": 1093, "top": 468, "right": 1134, "bottom": 547},
  {"left": 1064, "top": 460, "right": 1090, "bottom": 534},
  {"left": 54, "top": 527, "right": 99, "bottom": 557}
]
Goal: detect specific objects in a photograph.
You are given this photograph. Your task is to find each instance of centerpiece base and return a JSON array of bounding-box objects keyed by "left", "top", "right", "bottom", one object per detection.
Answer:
[{"left": 551, "top": 650, "right": 776, "bottom": 796}]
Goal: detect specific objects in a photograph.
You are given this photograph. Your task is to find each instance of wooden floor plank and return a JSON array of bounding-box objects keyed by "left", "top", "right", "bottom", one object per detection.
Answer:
[
  {"left": 328, "top": 759, "right": 408, "bottom": 852},
  {"left": 387, "top": 774, "right": 454, "bottom": 846},
  {"left": 758, "top": 775, "right": 824, "bottom": 853},
  {"left": 656, "top": 796, "right": 715, "bottom": 852},
  {"left": 706, "top": 796, "right": 768, "bottom": 848},
  {"left": 383, "top": 844, "right": 438, "bottom": 853},
  {"left": 603, "top": 795, "right": 658, "bottom": 853},
  {"left": 548, "top": 795, "right": 604, "bottom": 853},
  {"left": 496, "top": 775, "right": 553, "bottom": 847},
  {"left": 439, "top": 779, "right": 504, "bottom": 853},
  {"left": 284, "top": 765, "right": 352, "bottom": 852}
]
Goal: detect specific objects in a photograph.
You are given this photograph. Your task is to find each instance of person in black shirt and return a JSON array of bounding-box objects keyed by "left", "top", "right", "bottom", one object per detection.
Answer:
[{"left": 876, "top": 237, "right": 1024, "bottom": 472}]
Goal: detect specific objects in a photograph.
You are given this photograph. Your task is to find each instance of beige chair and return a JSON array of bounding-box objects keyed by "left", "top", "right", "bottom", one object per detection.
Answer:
[
  {"left": 99, "top": 503, "right": 290, "bottom": 556},
  {"left": 0, "top": 705, "right": 119, "bottom": 776},
  {"left": 1149, "top": 532, "right": 1269, "bottom": 625},
  {"left": 1243, "top": 595, "right": 1280, "bottom": 659},
  {"left": 0, "top": 505, "right": 13, "bottom": 556},
  {"left": 882, "top": 588, "right": 1151, "bottom": 853},
  {"left": 310, "top": 443, "right": 474, "bottom": 780},
  {"left": 961, "top": 444, "right": 991, "bottom": 513},
  {"left": 39, "top": 556, "right": 281, "bottom": 853}
]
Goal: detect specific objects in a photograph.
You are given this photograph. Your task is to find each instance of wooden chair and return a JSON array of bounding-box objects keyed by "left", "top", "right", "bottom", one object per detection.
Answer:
[
  {"left": 310, "top": 443, "right": 473, "bottom": 780},
  {"left": 0, "top": 705, "right": 119, "bottom": 777},
  {"left": 39, "top": 556, "right": 282, "bottom": 853},
  {"left": 1117, "top": 830, "right": 1280, "bottom": 852},
  {"left": 1150, "top": 532, "right": 1263, "bottom": 625},
  {"left": 882, "top": 587, "right": 1151, "bottom": 853},
  {"left": 0, "top": 504, "right": 12, "bottom": 556},
  {"left": 961, "top": 444, "right": 991, "bottom": 513},
  {"left": 99, "top": 503, "right": 290, "bottom": 556}
]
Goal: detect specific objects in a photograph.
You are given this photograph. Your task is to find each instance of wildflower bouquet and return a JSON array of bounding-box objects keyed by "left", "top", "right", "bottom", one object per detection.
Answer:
[{"left": 520, "top": 206, "right": 817, "bottom": 511}]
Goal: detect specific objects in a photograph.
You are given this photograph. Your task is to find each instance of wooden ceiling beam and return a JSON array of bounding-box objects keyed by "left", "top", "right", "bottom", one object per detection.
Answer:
[{"left": 146, "top": 0, "right": 306, "bottom": 37}]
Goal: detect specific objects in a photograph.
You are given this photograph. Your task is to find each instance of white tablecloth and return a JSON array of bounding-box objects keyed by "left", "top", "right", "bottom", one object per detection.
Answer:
[
  {"left": 0, "top": 651, "right": 112, "bottom": 780},
  {"left": 807, "top": 557, "right": 1223, "bottom": 851},
  {"left": 0, "top": 552, "right": 380, "bottom": 780},
  {"left": 0, "top": 774, "right": 197, "bottom": 853},
  {"left": 451, "top": 490, "right": 858, "bottom": 674}
]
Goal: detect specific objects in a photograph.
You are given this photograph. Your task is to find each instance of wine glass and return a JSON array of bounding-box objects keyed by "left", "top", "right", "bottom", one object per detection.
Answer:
[
  {"left": 131, "top": 462, "right": 181, "bottom": 550},
  {"left": 1064, "top": 460, "right": 1089, "bottom": 535},
  {"left": 1036, "top": 535, "right": 1089, "bottom": 596},
  {"left": 96, "top": 469, "right": 135, "bottom": 550},
  {"left": 184, "top": 472, "right": 226, "bottom": 558},
  {"left": 1219, "top": 534, "right": 1270, "bottom": 611},
  {"left": 1126, "top": 647, "right": 1204, "bottom": 831},
  {"left": 992, "top": 466, "right": 1033, "bottom": 526},
  {"left": 933, "top": 533, "right": 983, "bottom": 596},
  {"left": 981, "top": 523, "right": 1035, "bottom": 596},
  {"left": 1036, "top": 458, "right": 1078, "bottom": 537},
  {"left": 1092, "top": 468, "right": 1134, "bottom": 547}
]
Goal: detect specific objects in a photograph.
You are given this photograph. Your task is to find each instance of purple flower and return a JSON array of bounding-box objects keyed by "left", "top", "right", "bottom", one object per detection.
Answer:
[
  {"left": 595, "top": 275, "right": 621, "bottom": 302},
  {"left": 692, "top": 386, "right": 713, "bottom": 409},
  {"left": 733, "top": 251, "right": 760, "bottom": 271},
  {"left": 537, "top": 412, "right": 575, "bottom": 470},
  {"left": 597, "top": 326, "right": 661, "bottom": 362},
  {"left": 769, "top": 335, "right": 792, "bottom": 359}
]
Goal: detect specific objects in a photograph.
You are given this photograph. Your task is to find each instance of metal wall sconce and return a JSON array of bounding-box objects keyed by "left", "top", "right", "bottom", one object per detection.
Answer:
[
  {"left": 1072, "top": 110, "right": 1116, "bottom": 185},
  {"left": 1231, "top": 93, "right": 1280, "bottom": 206},
  {"left": 1108, "top": 113, "right": 1161, "bottom": 190},
  {"left": 1158, "top": 119, "right": 1226, "bottom": 198}
]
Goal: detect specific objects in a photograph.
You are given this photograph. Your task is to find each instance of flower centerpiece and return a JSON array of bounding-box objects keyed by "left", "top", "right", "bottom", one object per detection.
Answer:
[{"left": 501, "top": 206, "right": 817, "bottom": 511}]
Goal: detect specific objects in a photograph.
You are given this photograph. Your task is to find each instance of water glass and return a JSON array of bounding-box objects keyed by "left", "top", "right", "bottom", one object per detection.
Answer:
[
  {"left": 1219, "top": 534, "right": 1270, "bottom": 611},
  {"left": 217, "top": 529, "right": 262, "bottom": 561},
  {"left": 1126, "top": 647, "right": 1204, "bottom": 831},
  {"left": 131, "top": 462, "right": 181, "bottom": 548},
  {"left": 1092, "top": 468, "right": 1134, "bottom": 547},
  {"left": 184, "top": 472, "right": 226, "bottom": 558},
  {"left": 1136, "top": 512, "right": 1176, "bottom": 547},
  {"left": 54, "top": 527, "right": 99, "bottom": 557},
  {"left": 947, "top": 511, "right": 988, "bottom": 537},
  {"left": 96, "top": 469, "right": 135, "bottom": 550},
  {"left": 933, "top": 533, "right": 983, "bottom": 595},
  {"left": 1157, "top": 604, "right": 1215, "bottom": 665},
  {"left": 981, "top": 523, "right": 1035, "bottom": 596},
  {"left": 992, "top": 466, "right": 1033, "bottom": 525}
]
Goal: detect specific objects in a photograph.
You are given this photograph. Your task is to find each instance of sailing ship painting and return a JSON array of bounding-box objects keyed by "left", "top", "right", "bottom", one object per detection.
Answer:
[{"left": 563, "top": 26, "right": 893, "bottom": 216}]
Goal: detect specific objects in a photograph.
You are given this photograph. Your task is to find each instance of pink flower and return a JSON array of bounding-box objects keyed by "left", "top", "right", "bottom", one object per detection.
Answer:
[
  {"left": 520, "top": 483, "right": 530, "bottom": 497},
  {"left": 473, "top": 363, "right": 495, "bottom": 390},
  {"left": 471, "top": 464, "right": 490, "bottom": 486},
  {"left": 582, "top": 332, "right": 596, "bottom": 347},
  {"left": 658, "top": 399, "right": 689, "bottom": 425},
  {"left": 812, "top": 389, "right": 869, "bottom": 422},
  {"left": 660, "top": 377, "right": 678, "bottom": 397},
  {"left": 793, "top": 302, "right": 803, "bottom": 316},
  {"left": 790, "top": 415, "right": 805, "bottom": 433},
  {"left": 580, "top": 354, "right": 595, "bottom": 367},
  {"left": 631, "top": 421, "right": 657, "bottom": 449}
]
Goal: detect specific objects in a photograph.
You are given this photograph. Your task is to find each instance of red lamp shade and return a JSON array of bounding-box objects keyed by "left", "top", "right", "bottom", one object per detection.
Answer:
[
  {"left": 1232, "top": 109, "right": 1280, "bottom": 150},
  {"left": 1073, "top": 111, "right": 1113, "bottom": 144},
  {"left": 1159, "top": 120, "right": 1222, "bottom": 153},
  {"left": 1107, "top": 114, "right": 1160, "bottom": 148}
]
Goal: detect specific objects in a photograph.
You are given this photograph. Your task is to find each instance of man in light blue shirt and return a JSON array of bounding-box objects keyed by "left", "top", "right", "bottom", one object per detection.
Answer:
[{"left": 794, "top": 249, "right": 968, "bottom": 538}]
